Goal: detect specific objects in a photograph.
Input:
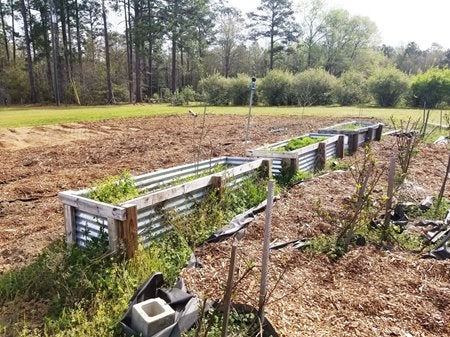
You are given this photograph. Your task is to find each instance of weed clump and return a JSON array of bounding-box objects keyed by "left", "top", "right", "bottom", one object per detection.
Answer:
[
  {"left": 276, "top": 136, "right": 325, "bottom": 152},
  {"left": 87, "top": 170, "right": 140, "bottom": 205}
]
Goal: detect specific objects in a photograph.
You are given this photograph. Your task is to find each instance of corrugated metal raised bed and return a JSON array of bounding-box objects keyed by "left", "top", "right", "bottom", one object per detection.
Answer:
[
  {"left": 317, "top": 120, "right": 383, "bottom": 153},
  {"left": 246, "top": 133, "right": 345, "bottom": 176},
  {"left": 59, "top": 157, "right": 271, "bottom": 256}
]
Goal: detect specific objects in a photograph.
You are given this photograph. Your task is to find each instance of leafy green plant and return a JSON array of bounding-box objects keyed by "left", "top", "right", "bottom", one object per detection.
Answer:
[
  {"left": 86, "top": 170, "right": 140, "bottom": 205},
  {"left": 368, "top": 67, "right": 409, "bottom": 107},
  {"left": 276, "top": 136, "right": 325, "bottom": 152}
]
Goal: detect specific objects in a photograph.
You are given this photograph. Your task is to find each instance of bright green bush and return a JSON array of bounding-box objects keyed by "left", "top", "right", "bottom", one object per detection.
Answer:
[
  {"left": 259, "top": 69, "right": 293, "bottom": 106},
  {"left": 228, "top": 74, "right": 252, "bottom": 106},
  {"left": 292, "top": 68, "right": 337, "bottom": 106},
  {"left": 198, "top": 74, "right": 230, "bottom": 105},
  {"left": 410, "top": 67, "right": 450, "bottom": 108},
  {"left": 368, "top": 67, "right": 409, "bottom": 107},
  {"left": 335, "top": 70, "right": 370, "bottom": 106}
]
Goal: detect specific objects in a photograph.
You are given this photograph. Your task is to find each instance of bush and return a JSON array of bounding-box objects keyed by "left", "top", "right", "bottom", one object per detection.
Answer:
[
  {"left": 292, "top": 68, "right": 337, "bottom": 106},
  {"left": 259, "top": 69, "right": 293, "bottom": 106},
  {"left": 198, "top": 74, "right": 230, "bottom": 105},
  {"left": 410, "top": 68, "right": 450, "bottom": 108},
  {"left": 180, "top": 85, "right": 196, "bottom": 104},
  {"left": 229, "top": 74, "right": 252, "bottom": 106},
  {"left": 335, "top": 70, "right": 370, "bottom": 106},
  {"left": 368, "top": 67, "right": 409, "bottom": 107}
]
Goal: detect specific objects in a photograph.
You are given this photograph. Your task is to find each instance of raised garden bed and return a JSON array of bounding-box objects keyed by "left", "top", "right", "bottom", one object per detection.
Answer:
[
  {"left": 246, "top": 133, "right": 345, "bottom": 175},
  {"left": 317, "top": 120, "right": 383, "bottom": 153},
  {"left": 59, "top": 157, "right": 271, "bottom": 256}
]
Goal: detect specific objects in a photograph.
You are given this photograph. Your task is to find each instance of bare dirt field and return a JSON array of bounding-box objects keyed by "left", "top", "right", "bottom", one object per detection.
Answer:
[{"left": 1, "top": 114, "right": 449, "bottom": 336}]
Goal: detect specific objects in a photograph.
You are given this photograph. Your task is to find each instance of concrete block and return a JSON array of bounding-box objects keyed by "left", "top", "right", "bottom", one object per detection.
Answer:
[{"left": 131, "top": 298, "right": 176, "bottom": 337}]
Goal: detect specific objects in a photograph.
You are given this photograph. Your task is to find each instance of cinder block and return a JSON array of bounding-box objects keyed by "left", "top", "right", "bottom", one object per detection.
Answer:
[{"left": 131, "top": 298, "right": 176, "bottom": 337}]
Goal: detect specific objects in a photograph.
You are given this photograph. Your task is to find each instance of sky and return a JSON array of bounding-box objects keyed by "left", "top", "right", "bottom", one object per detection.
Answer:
[{"left": 227, "top": 0, "right": 450, "bottom": 49}]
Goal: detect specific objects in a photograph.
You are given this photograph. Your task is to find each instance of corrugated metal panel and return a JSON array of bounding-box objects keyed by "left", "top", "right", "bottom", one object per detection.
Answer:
[
  {"left": 325, "top": 142, "right": 337, "bottom": 160},
  {"left": 298, "top": 147, "right": 318, "bottom": 172},
  {"left": 75, "top": 209, "right": 108, "bottom": 247}
]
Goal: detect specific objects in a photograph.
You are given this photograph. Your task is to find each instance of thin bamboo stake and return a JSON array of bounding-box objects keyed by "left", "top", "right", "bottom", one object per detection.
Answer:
[{"left": 221, "top": 241, "right": 238, "bottom": 337}]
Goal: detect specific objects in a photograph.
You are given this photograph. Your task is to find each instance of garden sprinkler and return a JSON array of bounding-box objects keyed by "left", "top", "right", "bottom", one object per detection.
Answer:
[{"left": 244, "top": 77, "right": 256, "bottom": 144}]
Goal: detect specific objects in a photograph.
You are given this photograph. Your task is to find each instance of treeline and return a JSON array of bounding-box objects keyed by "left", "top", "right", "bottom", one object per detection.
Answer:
[{"left": 0, "top": 0, "right": 449, "bottom": 106}]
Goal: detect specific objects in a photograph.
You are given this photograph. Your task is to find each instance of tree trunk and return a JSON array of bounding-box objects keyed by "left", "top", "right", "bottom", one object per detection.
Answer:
[
  {"left": 124, "top": 0, "right": 133, "bottom": 102},
  {"left": 134, "top": 0, "right": 142, "bottom": 102},
  {"left": 40, "top": 5, "right": 53, "bottom": 100},
  {"left": 171, "top": 36, "right": 176, "bottom": 93},
  {"left": 0, "top": 0, "right": 10, "bottom": 63},
  {"left": 10, "top": 0, "right": 15, "bottom": 64},
  {"left": 49, "top": 0, "right": 60, "bottom": 105},
  {"left": 269, "top": 28, "right": 274, "bottom": 70},
  {"left": 19, "top": 0, "right": 36, "bottom": 103},
  {"left": 102, "top": 0, "right": 115, "bottom": 103},
  {"left": 75, "top": 0, "right": 82, "bottom": 66}
]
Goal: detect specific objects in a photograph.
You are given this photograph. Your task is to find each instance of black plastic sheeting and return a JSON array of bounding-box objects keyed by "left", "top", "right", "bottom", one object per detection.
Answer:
[
  {"left": 121, "top": 273, "right": 199, "bottom": 337},
  {"left": 205, "top": 198, "right": 271, "bottom": 243}
]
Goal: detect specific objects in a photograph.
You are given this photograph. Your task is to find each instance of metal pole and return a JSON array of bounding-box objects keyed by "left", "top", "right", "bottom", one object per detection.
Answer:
[
  {"left": 259, "top": 179, "right": 275, "bottom": 322},
  {"left": 245, "top": 77, "right": 256, "bottom": 143}
]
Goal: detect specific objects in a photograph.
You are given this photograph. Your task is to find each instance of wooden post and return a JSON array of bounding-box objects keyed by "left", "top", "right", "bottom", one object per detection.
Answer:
[
  {"left": 375, "top": 124, "right": 383, "bottom": 141},
  {"left": 64, "top": 204, "right": 77, "bottom": 245},
  {"left": 365, "top": 127, "right": 374, "bottom": 142},
  {"left": 315, "top": 142, "right": 326, "bottom": 171},
  {"left": 211, "top": 175, "right": 225, "bottom": 198},
  {"left": 336, "top": 135, "right": 345, "bottom": 159},
  {"left": 118, "top": 204, "right": 138, "bottom": 258},
  {"left": 349, "top": 134, "right": 359, "bottom": 154},
  {"left": 261, "top": 159, "right": 273, "bottom": 178},
  {"left": 282, "top": 158, "right": 298, "bottom": 177},
  {"left": 383, "top": 157, "right": 396, "bottom": 235},
  {"left": 108, "top": 218, "right": 120, "bottom": 252}
]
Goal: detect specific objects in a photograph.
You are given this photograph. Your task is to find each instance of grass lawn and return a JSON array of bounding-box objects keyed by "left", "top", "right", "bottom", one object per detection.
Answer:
[{"left": 0, "top": 103, "right": 448, "bottom": 128}]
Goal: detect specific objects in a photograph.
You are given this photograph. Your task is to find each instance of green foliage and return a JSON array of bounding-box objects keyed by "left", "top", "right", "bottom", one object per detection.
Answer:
[
  {"left": 86, "top": 170, "right": 140, "bottom": 205},
  {"left": 368, "top": 67, "right": 409, "bottom": 107},
  {"left": 165, "top": 173, "right": 270, "bottom": 248},
  {"left": 184, "top": 308, "right": 262, "bottom": 337},
  {"left": 259, "top": 69, "right": 293, "bottom": 106},
  {"left": 198, "top": 74, "right": 230, "bottom": 105},
  {"left": 334, "top": 70, "right": 370, "bottom": 106},
  {"left": 280, "top": 136, "right": 325, "bottom": 151},
  {"left": 228, "top": 74, "right": 252, "bottom": 106},
  {"left": 292, "top": 68, "right": 337, "bottom": 106},
  {"left": 410, "top": 67, "right": 450, "bottom": 108}
]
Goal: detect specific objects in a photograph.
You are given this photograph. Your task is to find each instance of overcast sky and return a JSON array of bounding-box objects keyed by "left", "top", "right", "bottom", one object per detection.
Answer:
[{"left": 227, "top": 0, "right": 450, "bottom": 49}]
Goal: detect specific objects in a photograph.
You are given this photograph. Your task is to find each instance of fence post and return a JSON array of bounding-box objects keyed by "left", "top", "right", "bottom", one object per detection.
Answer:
[
  {"left": 349, "top": 134, "right": 359, "bottom": 154},
  {"left": 336, "top": 135, "right": 345, "bottom": 159},
  {"left": 64, "top": 204, "right": 77, "bottom": 245},
  {"left": 108, "top": 218, "right": 120, "bottom": 252},
  {"left": 118, "top": 204, "right": 138, "bottom": 258},
  {"left": 315, "top": 142, "right": 326, "bottom": 171},
  {"left": 375, "top": 124, "right": 383, "bottom": 141},
  {"left": 282, "top": 158, "right": 298, "bottom": 177},
  {"left": 261, "top": 159, "right": 273, "bottom": 178},
  {"left": 212, "top": 175, "right": 225, "bottom": 197}
]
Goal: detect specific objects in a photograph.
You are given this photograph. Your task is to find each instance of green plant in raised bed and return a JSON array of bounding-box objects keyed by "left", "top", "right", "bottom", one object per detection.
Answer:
[
  {"left": 86, "top": 170, "right": 140, "bottom": 205},
  {"left": 275, "top": 135, "right": 325, "bottom": 152}
]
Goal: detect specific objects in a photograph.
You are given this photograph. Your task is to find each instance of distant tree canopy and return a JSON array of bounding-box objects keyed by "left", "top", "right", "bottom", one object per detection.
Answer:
[
  {"left": 411, "top": 68, "right": 450, "bottom": 108},
  {"left": 0, "top": 0, "right": 449, "bottom": 106}
]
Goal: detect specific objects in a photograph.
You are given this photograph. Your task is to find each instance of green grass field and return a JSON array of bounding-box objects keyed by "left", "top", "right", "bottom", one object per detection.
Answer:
[{"left": 0, "top": 103, "right": 448, "bottom": 128}]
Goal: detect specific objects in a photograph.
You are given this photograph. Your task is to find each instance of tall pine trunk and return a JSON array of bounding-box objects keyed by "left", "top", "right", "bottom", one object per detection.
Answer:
[
  {"left": 102, "top": 0, "right": 115, "bottom": 103},
  {"left": 10, "top": 0, "right": 15, "bottom": 64},
  {"left": 0, "top": 0, "right": 10, "bottom": 63},
  {"left": 134, "top": 0, "right": 142, "bottom": 102},
  {"left": 19, "top": 0, "right": 36, "bottom": 103}
]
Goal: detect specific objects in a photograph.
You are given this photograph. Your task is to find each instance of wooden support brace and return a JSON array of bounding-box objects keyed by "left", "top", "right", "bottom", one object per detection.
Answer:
[
  {"left": 336, "top": 135, "right": 345, "bottom": 159},
  {"left": 282, "top": 158, "right": 298, "bottom": 177},
  {"left": 366, "top": 128, "right": 374, "bottom": 142},
  {"left": 211, "top": 175, "right": 225, "bottom": 196},
  {"left": 315, "top": 142, "right": 326, "bottom": 171},
  {"left": 64, "top": 204, "right": 77, "bottom": 245},
  {"left": 349, "top": 134, "right": 359, "bottom": 154},
  {"left": 118, "top": 204, "right": 138, "bottom": 258},
  {"left": 107, "top": 218, "right": 120, "bottom": 253}
]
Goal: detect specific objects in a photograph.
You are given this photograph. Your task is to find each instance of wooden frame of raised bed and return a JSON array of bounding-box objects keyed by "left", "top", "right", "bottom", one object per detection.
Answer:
[
  {"left": 246, "top": 133, "right": 345, "bottom": 176},
  {"left": 317, "top": 120, "right": 383, "bottom": 154},
  {"left": 59, "top": 157, "right": 271, "bottom": 257}
]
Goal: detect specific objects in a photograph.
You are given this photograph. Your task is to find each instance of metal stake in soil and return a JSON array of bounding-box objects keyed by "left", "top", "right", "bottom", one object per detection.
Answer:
[
  {"left": 259, "top": 179, "right": 275, "bottom": 322},
  {"left": 245, "top": 77, "right": 256, "bottom": 144}
]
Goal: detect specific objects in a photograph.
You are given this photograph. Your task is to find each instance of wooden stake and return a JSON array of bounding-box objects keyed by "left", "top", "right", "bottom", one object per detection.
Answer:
[
  {"left": 118, "top": 204, "right": 138, "bottom": 258},
  {"left": 383, "top": 157, "right": 396, "bottom": 235},
  {"left": 315, "top": 142, "right": 326, "bottom": 171},
  {"left": 336, "top": 135, "right": 345, "bottom": 158},
  {"left": 64, "top": 204, "right": 77, "bottom": 245},
  {"left": 221, "top": 241, "right": 238, "bottom": 337}
]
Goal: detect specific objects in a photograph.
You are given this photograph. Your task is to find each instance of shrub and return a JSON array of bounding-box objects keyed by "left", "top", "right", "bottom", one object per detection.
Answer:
[
  {"left": 229, "top": 74, "right": 252, "bottom": 106},
  {"left": 198, "top": 74, "right": 230, "bottom": 105},
  {"left": 292, "top": 68, "right": 337, "bottom": 106},
  {"left": 335, "top": 70, "right": 370, "bottom": 106},
  {"left": 368, "top": 67, "right": 409, "bottom": 107},
  {"left": 259, "top": 69, "right": 293, "bottom": 106},
  {"left": 180, "top": 85, "right": 196, "bottom": 104},
  {"left": 410, "top": 67, "right": 450, "bottom": 108}
]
